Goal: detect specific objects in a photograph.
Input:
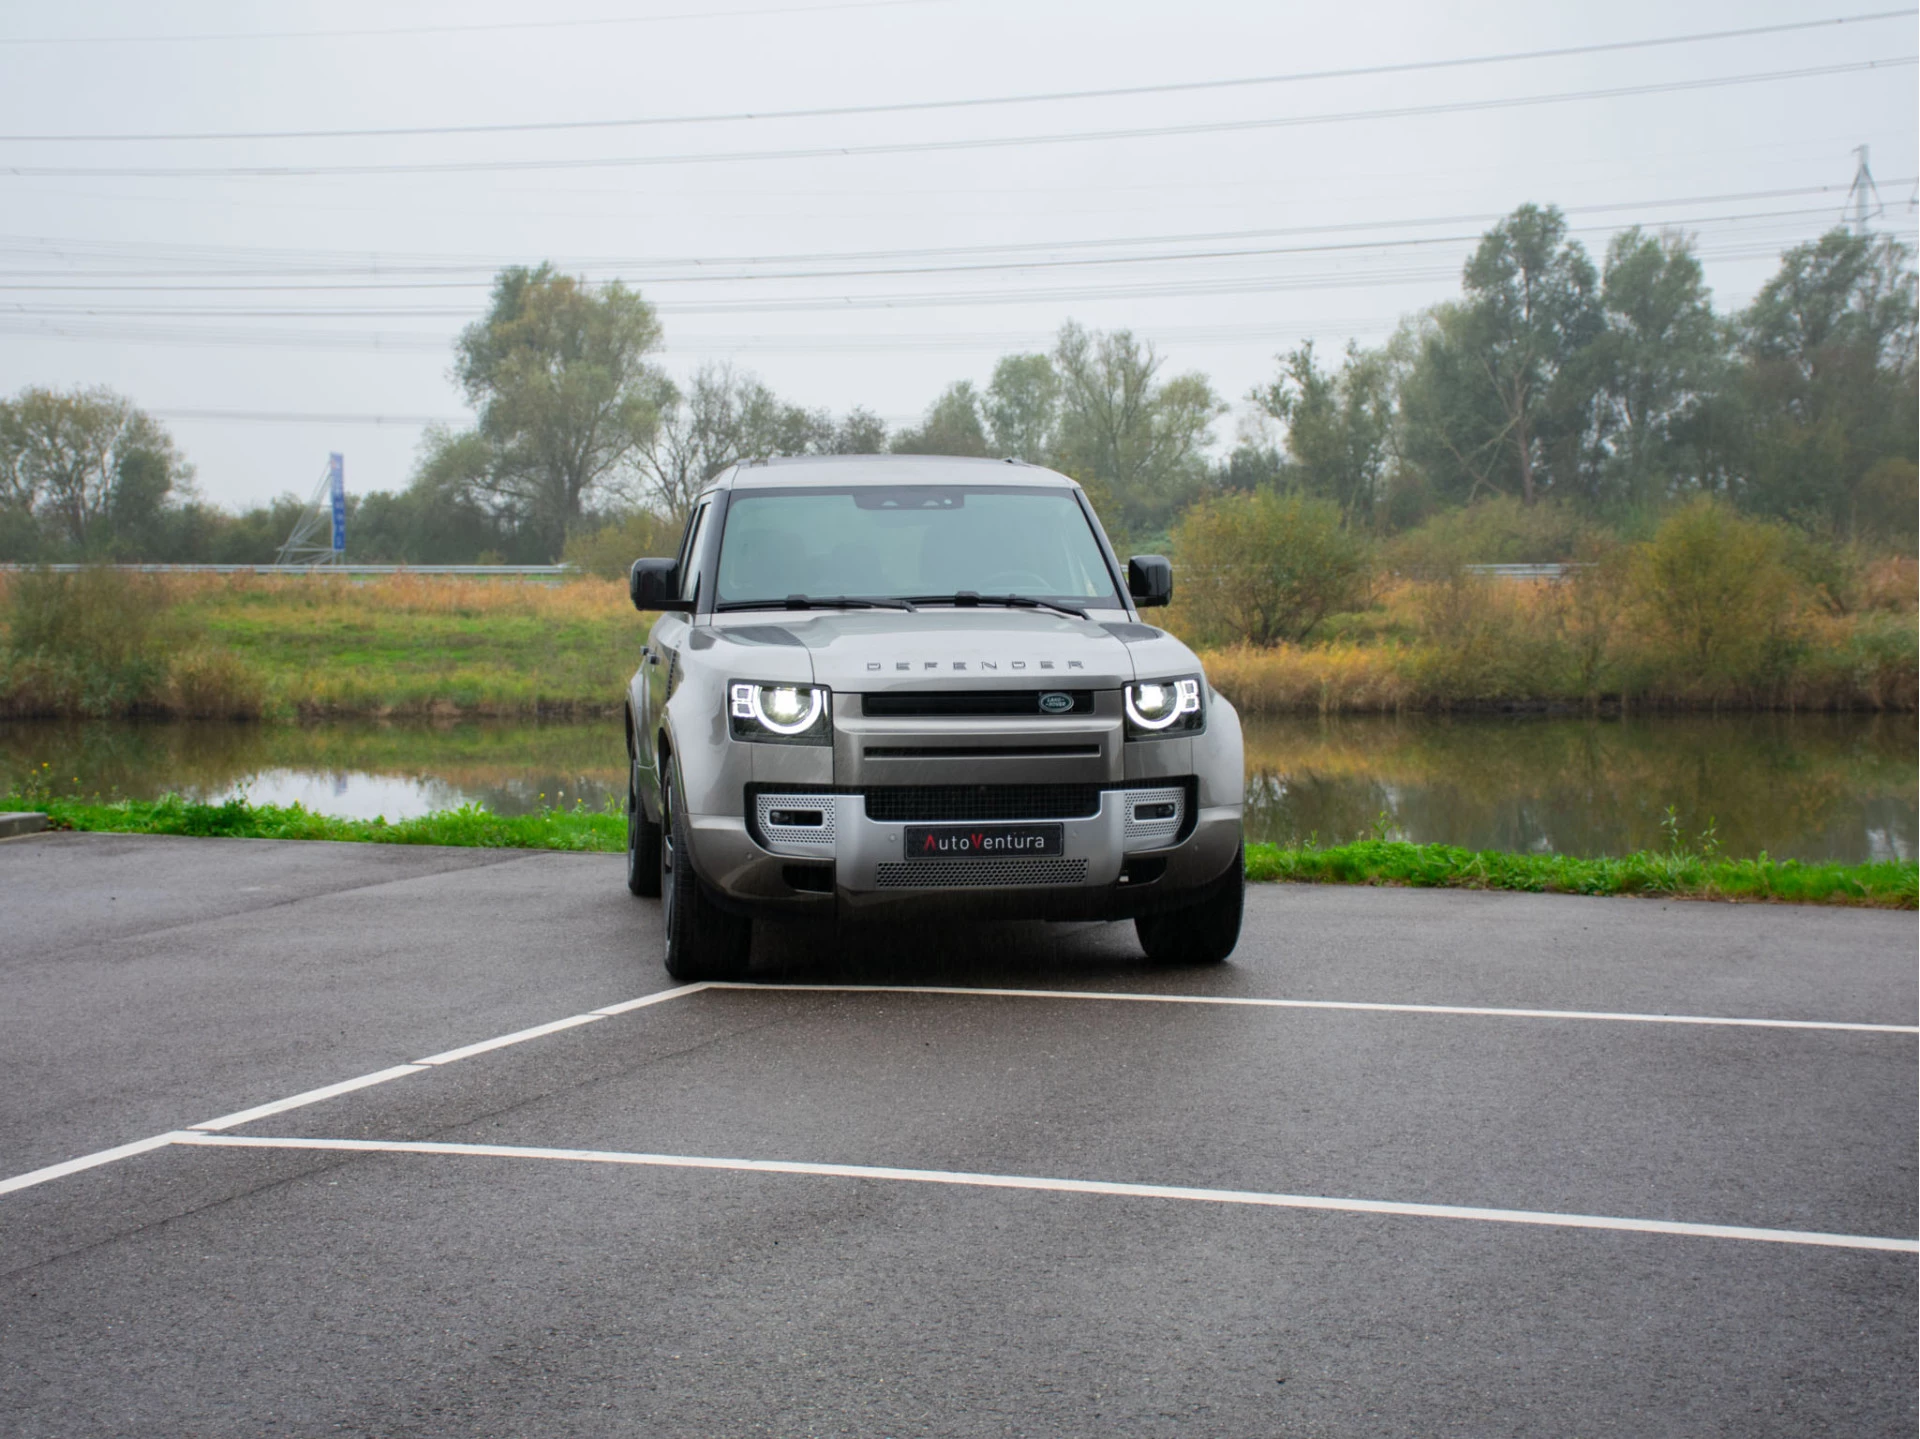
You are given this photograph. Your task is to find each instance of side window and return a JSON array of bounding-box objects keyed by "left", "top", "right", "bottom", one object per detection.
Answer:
[{"left": 677, "top": 501, "right": 710, "bottom": 604}]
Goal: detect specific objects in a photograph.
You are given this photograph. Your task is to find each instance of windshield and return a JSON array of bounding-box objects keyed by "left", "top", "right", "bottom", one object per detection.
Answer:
[{"left": 713, "top": 485, "right": 1122, "bottom": 608}]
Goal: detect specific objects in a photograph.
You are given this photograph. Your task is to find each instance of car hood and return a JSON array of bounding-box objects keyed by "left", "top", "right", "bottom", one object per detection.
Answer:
[{"left": 699, "top": 608, "right": 1200, "bottom": 690}]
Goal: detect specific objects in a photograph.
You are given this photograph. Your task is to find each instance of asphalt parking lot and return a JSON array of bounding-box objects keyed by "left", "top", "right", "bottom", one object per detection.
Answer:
[{"left": 2, "top": 832, "right": 1914, "bottom": 1438}]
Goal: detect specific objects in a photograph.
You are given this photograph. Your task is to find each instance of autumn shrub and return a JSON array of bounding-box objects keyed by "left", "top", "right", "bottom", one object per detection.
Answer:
[
  {"left": 1202, "top": 641, "right": 1411, "bottom": 716},
  {"left": 164, "top": 647, "right": 267, "bottom": 720},
  {"left": 1383, "top": 495, "right": 1593, "bottom": 576},
  {"left": 1861, "top": 553, "right": 1917, "bottom": 613},
  {"left": 1171, "top": 491, "right": 1370, "bottom": 647},
  {"left": 1406, "top": 572, "right": 1566, "bottom": 703},
  {"left": 1788, "top": 610, "right": 1919, "bottom": 711},
  {"left": 0, "top": 566, "right": 269, "bottom": 718},
  {"left": 1622, "top": 498, "right": 1806, "bottom": 700},
  {"left": 0, "top": 566, "right": 175, "bottom": 715},
  {"left": 563, "top": 511, "right": 682, "bottom": 581}
]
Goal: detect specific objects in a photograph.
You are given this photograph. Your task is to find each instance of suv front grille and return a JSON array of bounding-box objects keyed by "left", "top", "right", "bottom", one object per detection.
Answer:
[
  {"left": 862, "top": 690, "right": 1095, "bottom": 718},
  {"left": 861, "top": 783, "right": 1102, "bottom": 823}
]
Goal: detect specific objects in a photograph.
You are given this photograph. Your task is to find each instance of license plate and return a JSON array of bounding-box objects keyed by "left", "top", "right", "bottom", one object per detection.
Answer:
[{"left": 903, "top": 823, "right": 1064, "bottom": 860}]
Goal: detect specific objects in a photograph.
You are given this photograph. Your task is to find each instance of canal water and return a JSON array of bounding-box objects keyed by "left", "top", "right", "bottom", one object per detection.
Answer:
[{"left": 1, "top": 713, "right": 1912, "bottom": 863}]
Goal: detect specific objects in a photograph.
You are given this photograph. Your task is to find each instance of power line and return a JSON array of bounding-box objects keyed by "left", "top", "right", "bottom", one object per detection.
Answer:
[
  {"left": 1, "top": 10, "right": 1906, "bottom": 144},
  {"left": 4, "top": 59, "right": 1913, "bottom": 180},
  {"left": 0, "top": 182, "right": 1896, "bottom": 280},
  {"left": 5, "top": 227, "right": 1895, "bottom": 323},
  {"left": 0, "top": 204, "right": 1877, "bottom": 292},
  {"left": 5, "top": 130, "right": 1881, "bottom": 223},
  {"left": 0, "top": 0, "right": 950, "bottom": 47},
  {"left": 13, "top": 225, "right": 1913, "bottom": 355}
]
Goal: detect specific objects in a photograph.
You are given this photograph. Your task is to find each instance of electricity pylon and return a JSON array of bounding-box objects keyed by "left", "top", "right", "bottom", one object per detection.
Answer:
[
  {"left": 274, "top": 453, "right": 346, "bottom": 566},
  {"left": 1845, "top": 145, "right": 1884, "bottom": 235}
]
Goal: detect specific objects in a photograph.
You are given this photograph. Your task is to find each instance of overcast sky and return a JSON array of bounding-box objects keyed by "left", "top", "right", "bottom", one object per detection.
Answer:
[{"left": 1, "top": 0, "right": 1913, "bottom": 509}]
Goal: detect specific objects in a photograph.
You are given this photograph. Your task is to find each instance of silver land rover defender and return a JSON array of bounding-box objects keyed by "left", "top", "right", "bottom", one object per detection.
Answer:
[{"left": 622, "top": 454, "right": 1245, "bottom": 980}]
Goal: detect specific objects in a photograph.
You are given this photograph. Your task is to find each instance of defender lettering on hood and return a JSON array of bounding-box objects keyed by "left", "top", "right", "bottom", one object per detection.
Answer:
[{"left": 864, "top": 659, "right": 1086, "bottom": 671}]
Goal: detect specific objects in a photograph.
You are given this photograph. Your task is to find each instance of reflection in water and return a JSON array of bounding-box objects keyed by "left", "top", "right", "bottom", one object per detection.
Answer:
[
  {"left": 1241, "top": 713, "right": 1916, "bottom": 863},
  {"left": 1, "top": 712, "right": 1913, "bottom": 863},
  {"left": 0, "top": 719, "right": 627, "bottom": 822}
]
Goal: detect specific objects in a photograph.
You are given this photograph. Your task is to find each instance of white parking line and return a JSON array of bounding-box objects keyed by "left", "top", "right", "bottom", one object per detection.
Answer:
[
  {"left": 2, "top": 976, "right": 1907, "bottom": 1203},
  {"left": 191, "top": 1065, "right": 426, "bottom": 1132},
  {"left": 0, "top": 984, "right": 710, "bottom": 1198},
  {"left": 413, "top": 1016, "right": 604, "bottom": 1066},
  {"left": 712, "top": 983, "right": 1920, "bottom": 1034},
  {"left": 174, "top": 1132, "right": 1920, "bottom": 1255},
  {"left": 0, "top": 1132, "right": 197, "bottom": 1198}
]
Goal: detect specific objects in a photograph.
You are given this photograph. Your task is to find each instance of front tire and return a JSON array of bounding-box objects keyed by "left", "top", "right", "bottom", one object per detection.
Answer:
[
  {"left": 1135, "top": 846, "right": 1244, "bottom": 964},
  {"left": 626, "top": 752, "right": 662, "bottom": 898},
  {"left": 660, "top": 767, "right": 751, "bottom": 982}
]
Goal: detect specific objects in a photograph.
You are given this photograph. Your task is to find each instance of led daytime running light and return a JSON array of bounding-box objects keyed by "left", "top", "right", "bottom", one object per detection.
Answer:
[
  {"left": 1125, "top": 677, "right": 1202, "bottom": 731},
  {"left": 731, "top": 682, "right": 824, "bottom": 736}
]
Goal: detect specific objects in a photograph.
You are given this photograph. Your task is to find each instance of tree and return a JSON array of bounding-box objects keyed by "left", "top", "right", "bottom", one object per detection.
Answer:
[
  {"left": 1052, "top": 322, "right": 1223, "bottom": 533},
  {"left": 1172, "top": 491, "right": 1371, "bottom": 646},
  {"left": 428, "top": 264, "right": 668, "bottom": 560},
  {"left": 986, "top": 353, "right": 1060, "bottom": 461},
  {"left": 1251, "top": 340, "right": 1394, "bottom": 525},
  {"left": 1734, "top": 230, "right": 1919, "bottom": 538},
  {"left": 1401, "top": 205, "right": 1603, "bottom": 507},
  {"left": 814, "top": 406, "right": 889, "bottom": 455},
  {"left": 1586, "top": 228, "right": 1730, "bottom": 514},
  {"left": 891, "top": 381, "right": 990, "bottom": 456},
  {"left": 638, "top": 363, "right": 817, "bottom": 522},
  {"left": 0, "top": 386, "right": 191, "bottom": 555}
]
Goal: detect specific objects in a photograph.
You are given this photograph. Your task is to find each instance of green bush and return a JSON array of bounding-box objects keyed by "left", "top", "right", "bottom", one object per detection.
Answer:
[
  {"left": 0, "top": 566, "right": 264, "bottom": 718},
  {"left": 1172, "top": 491, "right": 1371, "bottom": 646},
  {"left": 562, "top": 511, "right": 681, "bottom": 581},
  {"left": 1, "top": 567, "right": 175, "bottom": 716},
  {"left": 1624, "top": 498, "right": 1804, "bottom": 696},
  {"left": 1384, "top": 495, "right": 1593, "bottom": 575}
]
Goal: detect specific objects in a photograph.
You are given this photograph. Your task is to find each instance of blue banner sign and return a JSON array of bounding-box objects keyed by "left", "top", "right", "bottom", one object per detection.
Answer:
[{"left": 328, "top": 453, "right": 346, "bottom": 553}]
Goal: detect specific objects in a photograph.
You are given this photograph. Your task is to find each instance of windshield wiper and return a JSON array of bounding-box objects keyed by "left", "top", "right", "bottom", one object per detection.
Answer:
[
  {"left": 716, "top": 595, "right": 917, "bottom": 612},
  {"left": 903, "top": 592, "right": 1088, "bottom": 620}
]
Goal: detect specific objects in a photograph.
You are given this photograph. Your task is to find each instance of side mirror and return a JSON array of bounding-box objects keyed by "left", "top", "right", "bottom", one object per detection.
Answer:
[
  {"left": 630, "top": 557, "right": 690, "bottom": 613},
  {"left": 1127, "top": 554, "right": 1173, "bottom": 608}
]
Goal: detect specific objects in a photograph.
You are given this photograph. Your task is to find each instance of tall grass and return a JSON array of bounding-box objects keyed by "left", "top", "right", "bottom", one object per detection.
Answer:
[
  {"left": 1201, "top": 562, "right": 1915, "bottom": 718},
  {"left": 0, "top": 569, "right": 644, "bottom": 719},
  {"left": 0, "top": 567, "right": 264, "bottom": 718},
  {"left": 3, "top": 540, "right": 1910, "bottom": 720},
  {"left": 1180, "top": 499, "right": 1917, "bottom": 716}
]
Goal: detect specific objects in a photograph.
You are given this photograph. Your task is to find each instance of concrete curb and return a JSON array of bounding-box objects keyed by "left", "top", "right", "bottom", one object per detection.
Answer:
[{"left": 0, "top": 812, "right": 49, "bottom": 840}]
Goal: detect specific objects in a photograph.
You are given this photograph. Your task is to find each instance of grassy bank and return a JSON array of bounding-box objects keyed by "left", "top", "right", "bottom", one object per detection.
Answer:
[
  {"left": 1188, "top": 573, "right": 1917, "bottom": 717},
  {"left": 1, "top": 563, "right": 1913, "bottom": 720},
  {"left": 0, "top": 569, "right": 637, "bottom": 719},
  {"left": 15, "top": 791, "right": 1913, "bottom": 908},
  {"left": 24, "top": 792, "right": 623, "bottom": 852},
  {"left": 1243, "top": 839, "right": 1916, "bottom": 908}
]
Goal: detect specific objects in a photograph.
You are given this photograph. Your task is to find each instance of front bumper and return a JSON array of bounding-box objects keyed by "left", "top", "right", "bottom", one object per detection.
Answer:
[{"left": 686, "top": 783, "right": 1242, "bottom": 920}]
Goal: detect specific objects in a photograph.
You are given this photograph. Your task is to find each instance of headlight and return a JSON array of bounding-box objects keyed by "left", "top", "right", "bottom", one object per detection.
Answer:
[
  {"left": 1124, "top": 676, "right": 1204, "bottom": 737},
  {"left": 729, "top": 681, "right": 830, "bottom": 744}
]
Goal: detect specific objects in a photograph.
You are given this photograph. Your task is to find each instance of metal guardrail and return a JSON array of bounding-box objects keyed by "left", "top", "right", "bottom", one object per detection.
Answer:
[
  {"left": 0, "top": 563, "right": 574, "bottom": 576},
  {"left": 1462, "top": 564, "right": 1575, "bottom": 581}
]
